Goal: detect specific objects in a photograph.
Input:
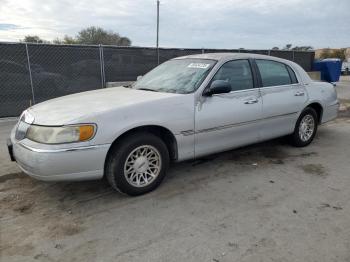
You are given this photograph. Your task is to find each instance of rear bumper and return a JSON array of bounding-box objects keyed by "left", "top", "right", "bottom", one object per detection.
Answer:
[
  {"left": 322, "top": 101, "right": 339, "bottom": 123},
  {"left": 10, "top": 133, "right": 110, "bottom": 181}
]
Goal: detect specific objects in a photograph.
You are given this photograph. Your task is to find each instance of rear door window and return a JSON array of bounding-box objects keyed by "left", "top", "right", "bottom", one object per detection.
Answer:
[{"left": 256, "top": 60, "right": 292, "bottom": 87}]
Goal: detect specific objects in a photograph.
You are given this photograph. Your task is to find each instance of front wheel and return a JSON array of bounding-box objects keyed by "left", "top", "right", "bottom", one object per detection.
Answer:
[
  {"left": 105, "top": 132, "right": 169, "bottom": 196},
  {"left": 289, "top": 107, "right": 318, "bottom": 147}
]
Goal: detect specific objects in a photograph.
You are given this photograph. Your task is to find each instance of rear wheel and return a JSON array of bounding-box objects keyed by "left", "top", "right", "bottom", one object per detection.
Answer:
[
  {"left": 105, "top": 132, "right": 169, "bottom": 196},
  {"left": 289, "top": 107, "right": 318, "bottom": 147}
]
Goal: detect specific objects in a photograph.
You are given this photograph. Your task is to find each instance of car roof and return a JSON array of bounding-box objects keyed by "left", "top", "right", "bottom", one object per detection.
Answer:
[{"left": 174, "top": 52, "right": 285, "bottom": 62}]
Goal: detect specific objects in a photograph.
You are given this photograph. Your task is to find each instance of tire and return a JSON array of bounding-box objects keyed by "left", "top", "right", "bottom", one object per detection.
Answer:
[
  {"left": 105, "top": 132, "right": 169, "bottom": 196},
  {"left": 289, "top": 107, "right": 318, "bottom": 147}
]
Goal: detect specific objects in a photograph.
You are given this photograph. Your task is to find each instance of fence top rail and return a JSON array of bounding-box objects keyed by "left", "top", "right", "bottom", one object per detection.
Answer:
[{"left": 0, "top": 41, "right": 315, "bottom": 53}]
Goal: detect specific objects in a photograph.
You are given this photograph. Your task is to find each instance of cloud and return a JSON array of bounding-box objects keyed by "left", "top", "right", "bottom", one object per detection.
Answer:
[
  {"left": 0, "top": 0, "right": 349, "bottom": 48},
  {"left": 0, "top": 23, "right": 20, "bottom": 30}
]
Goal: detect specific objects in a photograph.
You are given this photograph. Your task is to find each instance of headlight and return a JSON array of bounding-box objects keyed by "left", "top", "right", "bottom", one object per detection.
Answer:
[
  {"left": 20, "top": 110, "right": 35, "bottom": 124},
  {"left": 15, "top": 110, "right": 34, "bottom": 140},
  {"left": 26, "top": 124, "right": 96, "bottom": 144}
]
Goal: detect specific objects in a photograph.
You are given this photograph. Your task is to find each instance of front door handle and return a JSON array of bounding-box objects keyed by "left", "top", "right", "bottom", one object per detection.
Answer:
[
  {"left": 244, "top": 98, "right": 259, "bottom": 104},
  {"left": 294, "top": 91, "right": 305, "bottom": 96}
]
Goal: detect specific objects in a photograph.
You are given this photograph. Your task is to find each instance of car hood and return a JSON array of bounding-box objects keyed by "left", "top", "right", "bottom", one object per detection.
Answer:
[{"left": 28, "top": 86, "right": 181, "bottom": 125}]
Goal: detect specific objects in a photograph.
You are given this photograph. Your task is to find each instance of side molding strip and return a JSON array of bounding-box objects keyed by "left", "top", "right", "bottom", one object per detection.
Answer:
[{"left": 181, "top": 112, "right": 298, "bottom": 136}]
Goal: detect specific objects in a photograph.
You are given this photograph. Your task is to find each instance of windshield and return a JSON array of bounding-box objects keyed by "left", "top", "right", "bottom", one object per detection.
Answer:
[{"left": 133, "top": 58, "right": 216, "bottom": 94}]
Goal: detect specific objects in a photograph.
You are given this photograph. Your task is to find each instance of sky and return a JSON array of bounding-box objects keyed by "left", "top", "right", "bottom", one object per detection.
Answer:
[{"left": 0, "top": 0, "right": 349, "bottom": 49}]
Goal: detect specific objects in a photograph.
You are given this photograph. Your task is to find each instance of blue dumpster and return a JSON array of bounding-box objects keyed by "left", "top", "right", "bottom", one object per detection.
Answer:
[{"left": 313, "top": 59, "right": 342, "bottom": 82}]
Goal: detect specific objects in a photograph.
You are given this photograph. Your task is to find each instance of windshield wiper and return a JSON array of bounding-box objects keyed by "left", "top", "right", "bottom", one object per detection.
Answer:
[
  {"left": 136, "top": 88, "right": 158, "bottom": 92},
  {"left": 123, "top": 84, "right": 132, "bottom": 88}
]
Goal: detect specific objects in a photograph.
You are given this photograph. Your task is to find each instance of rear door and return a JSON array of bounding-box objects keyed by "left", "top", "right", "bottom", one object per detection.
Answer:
[{"left": 255, "top": 59, "right": 308, "bottom": 140}]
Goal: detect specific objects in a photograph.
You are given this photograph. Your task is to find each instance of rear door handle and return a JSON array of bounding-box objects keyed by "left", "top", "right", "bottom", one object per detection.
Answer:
[
  {"left": 244, "top": 98, "right": 259, "bottom": 104},
  {"left": 294, "top": 91, "right": 305, "bottom": 96}
]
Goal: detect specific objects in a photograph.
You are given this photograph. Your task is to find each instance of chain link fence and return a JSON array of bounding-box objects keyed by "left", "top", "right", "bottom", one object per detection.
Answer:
[{"left": 0, "top": 42, "right": 315, "bottom": 117}]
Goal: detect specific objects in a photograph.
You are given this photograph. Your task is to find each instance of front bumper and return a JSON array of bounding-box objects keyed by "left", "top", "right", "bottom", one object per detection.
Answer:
[
  {"left": 9, "top": 134, "right": 110, "bottom": 181},
  {"left": 7, "top": 139, "right": 15, "bottom": 161}
]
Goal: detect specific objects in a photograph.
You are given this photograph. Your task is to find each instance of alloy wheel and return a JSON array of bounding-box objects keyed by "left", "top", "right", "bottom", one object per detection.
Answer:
[{"left": 123, "top": 145, "right": 162, "bottom": 187}]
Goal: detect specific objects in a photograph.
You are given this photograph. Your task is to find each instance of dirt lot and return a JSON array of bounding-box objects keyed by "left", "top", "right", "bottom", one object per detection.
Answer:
[{"left": 1, "top": 78, "right": 350, "bottom": 262}]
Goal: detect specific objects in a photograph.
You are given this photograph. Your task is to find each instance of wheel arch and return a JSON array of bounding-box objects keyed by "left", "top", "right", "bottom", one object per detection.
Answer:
[
  {"left": 104, "top": 125, "right": 178, "bottom": 173},
  {"left": 305, "top": 102, "right": 323, "bottom": 124}
]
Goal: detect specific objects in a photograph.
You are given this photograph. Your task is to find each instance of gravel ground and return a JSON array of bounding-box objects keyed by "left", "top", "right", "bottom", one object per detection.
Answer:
[{"left": 0, "top": 78, "right": 349, "bottom": 262}]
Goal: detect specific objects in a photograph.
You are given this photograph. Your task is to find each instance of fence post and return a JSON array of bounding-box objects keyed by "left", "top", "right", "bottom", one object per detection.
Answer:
[
  {"left": 268, "top": 49, "right": 271, "bottom": 56},
  {"left": 99, "top": 44, "right": 106, "bottom": 88},
  {"left": 25, "top": 43, "right": 35, "bottom": 105},
  {"left": 292, "top": 50, "right": 295, "bottom": 61},
  {"left": 202, "top": 48, "right": 205, "bottom": 54}
]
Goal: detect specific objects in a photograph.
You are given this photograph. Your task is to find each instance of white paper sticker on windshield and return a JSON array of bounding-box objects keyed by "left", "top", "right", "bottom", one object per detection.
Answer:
[{"left": 188, "top": 63, "right": 210, "bottom": 69}]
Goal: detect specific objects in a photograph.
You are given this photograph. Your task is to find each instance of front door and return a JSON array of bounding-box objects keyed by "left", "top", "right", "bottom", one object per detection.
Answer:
[{"left": 194, "top": 59, "right": 262, "bottom": 158}]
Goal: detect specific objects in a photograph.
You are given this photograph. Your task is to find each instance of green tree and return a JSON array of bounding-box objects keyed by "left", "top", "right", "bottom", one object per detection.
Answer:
[
  {"left": 272, "top": 44, "right": 314, "bottom": 51},
  {"left": 282, "top": 44, "right": 292, "bottom": 50},
  {"left": 118, "top": 36, "right": 132, "bottom": 46},
  {"left": 273, "top": 45, "right": 313, "bottom": 51},
  {"left": 75, "top": 26, "right": 131, "bottom": 46},
  {"left": 52, "top": 38, "right": 62, "bottom": 44},
  {"left": 63, "top": 35, "right": 77, "bottom": 44},
  {"left": 51, "top": 36, "right": 77, "bottom": 44},
  {"left": 25, "top": 27, "right": 132, "bottom": 46},
  {"left": 291, "top": 46, "right": 313, "bottom": 51},
  {"left": 23, "top": 35, "right": 46, "bottom": 43}
]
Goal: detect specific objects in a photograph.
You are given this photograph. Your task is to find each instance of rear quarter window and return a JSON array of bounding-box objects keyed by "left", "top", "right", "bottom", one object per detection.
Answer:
[{"left": 286, "top": 65, "right": 298, "bottom": 84}]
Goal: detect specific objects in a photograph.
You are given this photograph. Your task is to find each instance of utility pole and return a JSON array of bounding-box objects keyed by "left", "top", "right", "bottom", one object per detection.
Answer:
[{"left": 156, "top": 0, "right": 160, "bottom": 64}]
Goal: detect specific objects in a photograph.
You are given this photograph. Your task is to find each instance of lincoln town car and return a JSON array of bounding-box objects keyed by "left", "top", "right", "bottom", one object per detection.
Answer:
[{"left": 7, "top": 53, "right": 339, "bottom": 195}]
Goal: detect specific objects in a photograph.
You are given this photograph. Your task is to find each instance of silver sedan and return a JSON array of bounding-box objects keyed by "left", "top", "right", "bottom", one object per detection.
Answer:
[{"left": 8, "top": 53, "right": 339, "bottom": 195}]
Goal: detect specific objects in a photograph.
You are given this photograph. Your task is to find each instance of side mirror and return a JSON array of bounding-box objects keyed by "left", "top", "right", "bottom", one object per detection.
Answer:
[
  {"left": 136, "top": 75, "right": 143, "bottom": 81},
  {"left": 203, "top": 80, "right": 231, "bottom": 96}
]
